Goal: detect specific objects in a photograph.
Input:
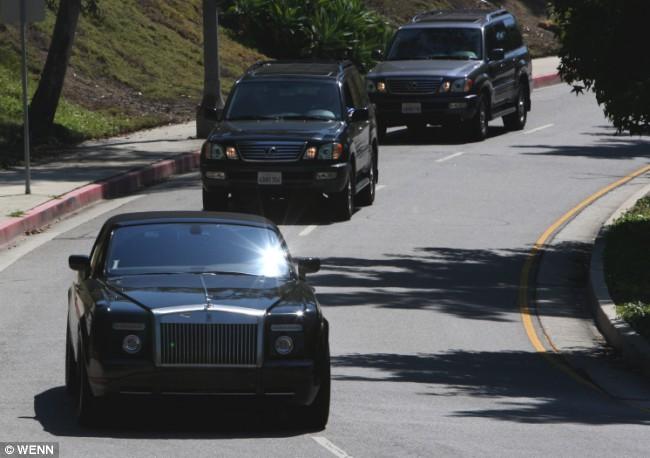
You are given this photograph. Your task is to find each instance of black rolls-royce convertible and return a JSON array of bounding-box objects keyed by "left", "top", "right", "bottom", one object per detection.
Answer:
[{"left": 66, "top": 212, "right": 329, "bottom": 428}]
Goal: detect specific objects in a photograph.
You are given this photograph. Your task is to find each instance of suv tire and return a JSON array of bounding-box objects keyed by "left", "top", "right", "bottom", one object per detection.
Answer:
[
  {"left": 377, "top": 121, "right": 387, "bottom": 143},
  {"left": 331, "top": 175, "right": 354, "bottom": 221},
  {"left": 503, "top": 86, "right": 527, "bottom": 131},
  {"left": 468, "top": 95, "right": 488, "bottom": 142},
  {"left": 357, "top": 165, "right": 375, "bottom": 207},
  {"left": 203, "top": 189, "right": 228, "bottom": 211}
]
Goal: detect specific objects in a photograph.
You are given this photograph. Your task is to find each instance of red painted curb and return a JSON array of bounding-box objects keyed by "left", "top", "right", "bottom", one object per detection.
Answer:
[
  {"left": 534, "top": 72, "right": 562, "bottom": 89},
  {"left": 0, "top": 151, "right": 200, "bottom": 248}
]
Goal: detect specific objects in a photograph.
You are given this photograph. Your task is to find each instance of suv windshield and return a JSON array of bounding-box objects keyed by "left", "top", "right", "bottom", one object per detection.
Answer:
[
  {"left": 387, "top": 28, "right": 482, "bottom": 61},
  {"left": 105, "top": 223, "right": 291, "bottom": 278},
  {"left": 226, "top": 81, "right": 342, "bottom": 121}
]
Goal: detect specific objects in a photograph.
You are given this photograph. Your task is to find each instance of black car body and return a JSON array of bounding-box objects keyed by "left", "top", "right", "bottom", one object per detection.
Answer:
[
  {"left": 200, "top": 61, "right": 379, "bottom": 220},
  {"left": 66, "top": 212, "right": 330, "bottom": 427},
  {"left": 367, "top": 8, "right": 532, "bottom": 141}
]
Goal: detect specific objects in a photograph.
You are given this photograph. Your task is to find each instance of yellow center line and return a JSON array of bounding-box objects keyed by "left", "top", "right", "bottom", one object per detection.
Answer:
[{"left": 518, "top": 164, "right": 650, "bottom": 396}]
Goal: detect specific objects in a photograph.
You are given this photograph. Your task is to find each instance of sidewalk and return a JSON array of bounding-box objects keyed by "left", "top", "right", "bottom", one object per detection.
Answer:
[{"left": 0, "top": 57, "right": 561, "bottom": 247}]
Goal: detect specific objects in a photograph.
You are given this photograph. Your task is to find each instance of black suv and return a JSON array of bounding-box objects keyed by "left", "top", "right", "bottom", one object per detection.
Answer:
[
  {"left": 367, "top": 8, "right": 532, "bottom": 141},
  {"left": 200, "top": 61, "right": 379, "bottom": 221}
]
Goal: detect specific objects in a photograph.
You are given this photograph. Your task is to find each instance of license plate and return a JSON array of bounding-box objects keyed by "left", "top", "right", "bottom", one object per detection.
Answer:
[
  {"left": 402, "top": 102, "right": 422, "bottom": 114},
  {"left": 257, "top": 172, "right": 282, "bottom": 185}
]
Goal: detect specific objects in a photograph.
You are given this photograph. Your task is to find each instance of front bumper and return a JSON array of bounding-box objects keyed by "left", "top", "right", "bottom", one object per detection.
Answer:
[
  {"left": 201, "top": 161, "right": 350, "bottom": 195},
  {"left": 88, "top": 359, "right": 320, "bottom": 405},
  {"left": 370, "top": 93, "right": 479, "bottom": 126}
]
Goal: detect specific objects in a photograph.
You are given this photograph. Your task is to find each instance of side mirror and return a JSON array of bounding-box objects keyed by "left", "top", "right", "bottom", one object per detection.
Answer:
[
  {"left": 489, "top": 48, "right": 505, "bottom": 61},
  {"left": 348, "top": 107, "right": 370, "bottom": 122},
  {"left": 371, "top": 49, "right": 384, "bottom": 61},
  {"left": 69, "top": 255, "right": 91, "bottom": 277},
  {"left": 296, "top": 257, "right": 321, "bottom": 280}
]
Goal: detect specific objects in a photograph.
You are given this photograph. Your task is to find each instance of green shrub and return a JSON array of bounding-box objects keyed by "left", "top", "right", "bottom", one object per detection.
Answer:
[{"left": 226, "top": 0, "right": 393, "bottom": 70}]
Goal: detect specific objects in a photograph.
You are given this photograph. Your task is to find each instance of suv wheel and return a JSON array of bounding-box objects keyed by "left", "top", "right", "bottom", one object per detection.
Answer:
[
  {"left": 331, "top": 175, "right": 354, "bottom": 221},
  {"left": 503, "top": 86, "right": 528, "bottom": 131},
  {"left": 377, "top": 121, "right": 387, "bottom": 143},
  {"left": 203, "top": 189, "right": 228, "bottom": 211},
  {"left": 357, "top": 165, "right": 375, "bottom": 207},
  {"left": 468, "top": 96, "right": 488, "bottom": 142}
]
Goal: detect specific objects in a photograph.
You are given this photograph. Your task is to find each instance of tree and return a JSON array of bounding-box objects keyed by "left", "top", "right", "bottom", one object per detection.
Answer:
[
  {"left": 29, "top": 0, "right": 99, "bottom": 141},
  {"left": 551, "top": 0, "right": 650, "bottom": 134}
]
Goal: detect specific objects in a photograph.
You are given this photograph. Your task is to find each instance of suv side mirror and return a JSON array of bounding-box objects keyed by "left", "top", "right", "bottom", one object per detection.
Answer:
[
  {"left": 488, "top": 48, "right": 505, "bottom": 61},
  {"left": 296, "top": 257, "right": 321, "bottom": 280},
  {"left": 371, "top": 49, "right": 384, "bottom": 60},
  {"left": 69, "top": 255, "right": 91, "bottom": 277},
  {"left": 348, "top": 107, "right": 370, "bottom": 122}
]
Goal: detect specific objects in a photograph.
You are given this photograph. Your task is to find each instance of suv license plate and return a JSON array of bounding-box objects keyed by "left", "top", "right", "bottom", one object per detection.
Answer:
[
  {"left": 402, "top": 103, "right": 422, "bottom": 114},
  {"left": 257, "top": 172, "right": 282, "bottom": 185}
]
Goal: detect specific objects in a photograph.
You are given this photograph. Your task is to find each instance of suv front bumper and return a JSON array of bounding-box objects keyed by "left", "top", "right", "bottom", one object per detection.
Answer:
[
  {"left": 370, "top": 93, "right": 479, "bottom": 126},
  {"left": 201, "top": 161, "right": 351, "bottom": 195}
]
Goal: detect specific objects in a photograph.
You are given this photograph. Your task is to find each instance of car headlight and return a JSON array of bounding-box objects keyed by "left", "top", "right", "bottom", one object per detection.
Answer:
[
  {"left": 376, "top": 81, "right": 387, "bottom": 93},
  {"left": 451, "top": 78, "right": 473, "bottom": 93},
  {"left": 317, "top": 143, "right": 343, "bottom": 160},
  {"left": 274, "top": 335, "right": 294, "bottom": 355},
  {"left": 122, "top": 334, "right": 142, "bottom": 354},
  {"left": 202, "top": 142, "right": 225, "bottom": 160}
]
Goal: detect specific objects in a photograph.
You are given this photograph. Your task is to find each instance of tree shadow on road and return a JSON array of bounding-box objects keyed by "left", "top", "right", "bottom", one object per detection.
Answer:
[
  {"left": 516, "top": 135, "right": 650, "bottom": 160},
  {"left": 30, "top": 387, "right": 315, "bottom": 439},
  {"left": 381, "top": 125, "right": 508, "bottom": 146},
  {"left": 332, "top": 350, "right": 650, "bottom": 425}
]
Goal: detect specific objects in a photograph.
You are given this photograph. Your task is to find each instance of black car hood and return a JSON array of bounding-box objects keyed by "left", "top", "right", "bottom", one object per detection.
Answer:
[
  {"left": 369, "top": 59, "right": 482, "bottom": 79},
  {"left": 209, "top": 120, "right": 345, "bottom": 143},
  {"left": 105, "top": 274, "right": 299, "bottom": 312}
]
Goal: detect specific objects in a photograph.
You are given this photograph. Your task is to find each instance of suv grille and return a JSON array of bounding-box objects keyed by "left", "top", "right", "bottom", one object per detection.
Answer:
[
  {"left": 237, "top": 141, "right": 306, "bottom": 161},
  {"left": 387, "top": 78, "right": 443, "bottom": 95},
  {"left": 159, "top": 323, "right": 258, "bottom": 366}
]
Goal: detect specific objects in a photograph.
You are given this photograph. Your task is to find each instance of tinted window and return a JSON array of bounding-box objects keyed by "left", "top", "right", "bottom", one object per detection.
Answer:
[
  {"left": 226, "top": 81, "right": 342, "bottom": 121},
  {"left": 486, "top": 22, "right": 507, "bottom": 52},
  {"left": 504, "top": 17, "right": 523, "bottom": 51},
  {"left": 343, "top": 79, "right": 361, "bottom": 111},
  {"left": 105, "top": 223, "right": 291, "bottom": 278},
  {"left": 387, "top": 28, "right": 482, "bottom": 60},
  {"left": 350, "top": 70, "right": 370, "bottom": 107}
]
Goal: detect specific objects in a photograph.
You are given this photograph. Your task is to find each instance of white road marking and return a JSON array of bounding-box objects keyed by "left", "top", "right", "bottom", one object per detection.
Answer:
[
  {"left": 376, "top": 184, "right": 386, "bottom": 191},
  {"left": 524, "top": 123, "right": 554, "bottom": 135},
  {"left": 312, "top": 437, "right": 353, "bottom": 458},
  {"left": 0, "top": 195, "right": 142, "bottom": 273},
  {"left": 436, "top": 151, "right": 465, "bottom": 163},
  {"left": 299, "top": 225, "right": 318, "bottom": 237}
]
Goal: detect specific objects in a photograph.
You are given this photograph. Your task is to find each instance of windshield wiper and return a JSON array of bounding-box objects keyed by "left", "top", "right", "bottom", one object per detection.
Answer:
[
  {"left": 200, "top": 270, "right": 258, "bottom": 277},
  {"left": 280, "top": 115, "right": 335, "bottom": 121},
  {"left": 227, "top": 115, "right": 280, "bottom": 121}
]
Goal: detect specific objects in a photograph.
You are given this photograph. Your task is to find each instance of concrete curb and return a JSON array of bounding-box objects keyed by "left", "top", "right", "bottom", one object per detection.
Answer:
[
  {"left": 589, "top": 184, "right": 650, "bottom": 377},
  {"left": 533, "top": 72, "right": 562, "bottom": 89},
  {"left": 0, "top": 151, "right": 199, "bottom": 248}
]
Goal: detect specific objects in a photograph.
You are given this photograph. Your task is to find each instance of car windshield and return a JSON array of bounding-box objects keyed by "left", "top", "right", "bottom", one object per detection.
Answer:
[
  {"left": 387, "top": 28, "right": 482, "bottom": 61},
  {"left": 226, "top": 81, "right": 342, "bottom": 121},
  {"left": 104, "top": 223, "right": 292, "bottom": 278}
]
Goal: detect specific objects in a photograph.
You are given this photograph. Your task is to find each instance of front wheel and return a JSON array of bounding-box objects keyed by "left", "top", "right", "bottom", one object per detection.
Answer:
[
  {"left": 356, "top": 164, "right": 375, "bottom": 207},
  {"left": 330, "top": 176, "right": 354, "bottom": 221},
  {"left": 203, "top": 189, "right": 228, "bottom": 211},
  {"left": 303, "top": 338, "right": 330, "bottom": 430},
  {"left": 76, "top": 352, "right": 102, "bottom": 426},
  {"left": 65, "top": 324, "right": 78, "bottom": 395},
  {"left": 503, "top": 86, "right": 528, "bottom": 131},
  {"left": 467, "top": 95, "right": 489, "bottom": 142}
]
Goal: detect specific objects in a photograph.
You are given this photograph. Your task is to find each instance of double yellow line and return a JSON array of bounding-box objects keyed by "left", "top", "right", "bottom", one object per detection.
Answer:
[{"left": 518, "top": 164, "right": 650, "bottom": 388}]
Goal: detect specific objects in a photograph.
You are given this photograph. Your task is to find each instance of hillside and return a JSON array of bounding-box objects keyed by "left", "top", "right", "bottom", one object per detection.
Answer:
[
  {"left": 0, "top": 0, "right": 266, "bottom": 165},
  {"left": 366, "top": 0, "right": 557, "bottom": 57}
]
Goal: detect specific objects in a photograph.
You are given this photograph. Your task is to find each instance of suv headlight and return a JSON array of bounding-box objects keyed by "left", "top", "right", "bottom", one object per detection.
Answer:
[
  {"left": 303, "top": 143, "right": 343, "bottom": 161},
  {"left": 202, "top": 142, "right": 225, "bottom": 160},
  {"left": 439, "top": 79, "right": 473, "bottom": 94},
  {"left": 366, "top": 80, "right": 386, "bottom": 94}
]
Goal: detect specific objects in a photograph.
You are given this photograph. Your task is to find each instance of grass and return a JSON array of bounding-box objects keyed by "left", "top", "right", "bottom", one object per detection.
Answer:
[
  {"left": 604, "top": 195, "right": 650, "bottom": 341},
  {"left": 0, "top": 0, "right": 266, "bottom": 164},
  {"left": 7, "top": 210, "right": 25, "bottom": 218}
]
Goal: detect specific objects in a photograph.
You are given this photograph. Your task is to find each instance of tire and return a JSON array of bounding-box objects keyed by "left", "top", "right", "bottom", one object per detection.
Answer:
[
  {"left": 76, "top": 350, "right": 101, "bottom": 427},
  {"left": 468, "top": 95, "right": 489, "bottom": 142},
  {"left": 356, "top": 163, "right": 375, "bottom": 207},
  {"left": 65, "top": 324, "right": 78, "bottom": 395},
  {"left": 503, "top": 86, "right": 528, "bottom": 131},
  {"left": 303, "top": 334, "right": 330, "bottom": 430},
  {"left": 202, "top": 189, "right": 228, "bottom": 211},
  {"left": 377, "top": 121, "right": 387, "bottom": 143},
  {"left": 331, "top": 175, "right": 354, "bottom": 221}
]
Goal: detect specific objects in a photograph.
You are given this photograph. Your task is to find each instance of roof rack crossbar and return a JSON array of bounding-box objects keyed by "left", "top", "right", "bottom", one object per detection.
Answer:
[{"left": 486, "top": 8, "right": 508, "bottom": 20}]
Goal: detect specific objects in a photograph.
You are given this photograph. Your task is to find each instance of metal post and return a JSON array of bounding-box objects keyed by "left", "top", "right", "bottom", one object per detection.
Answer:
[{"left": 20, "top": 0, "right": 31, "bottom": 195}]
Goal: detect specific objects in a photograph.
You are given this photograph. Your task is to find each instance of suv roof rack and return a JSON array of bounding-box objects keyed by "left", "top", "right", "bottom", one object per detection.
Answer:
[
  {"left": 245, "top": 60, "right": 355, "bottom": 78},
  {"left": 411, "top": 7, "right": 508, "bottom": 24}
]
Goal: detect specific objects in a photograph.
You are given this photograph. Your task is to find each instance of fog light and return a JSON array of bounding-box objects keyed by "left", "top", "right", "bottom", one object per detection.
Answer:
[
  {"left": 316, "top": 172, "right": 337, "bottom": 180},
  {"left": 449, "top": 102, "right": 468, "bottom": 109},
  {"left": 205, "top": 171, "right": 226, "bottom": 180},
  {"left": 122, "top": 334, "right": 142, "bottom": 354},
  {"left": 274, "top": 335, "right": 294, "bottom": 355}
]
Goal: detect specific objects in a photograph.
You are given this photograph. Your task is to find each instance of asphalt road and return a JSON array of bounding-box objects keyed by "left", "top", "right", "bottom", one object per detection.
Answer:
[{"left": 1, "top": 84, "right": 650, "bottom": 457}]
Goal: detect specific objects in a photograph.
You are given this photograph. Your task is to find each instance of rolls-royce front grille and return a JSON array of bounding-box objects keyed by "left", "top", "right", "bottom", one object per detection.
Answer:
[
  {"left": 387, "top": 78, "right": 443, "bottom": 95},
  {"left": 237, "top": 142, "right": 305, "bottom": 161},
  {"left": 159, "top": 323, "right": 258, "bottom": 366}
]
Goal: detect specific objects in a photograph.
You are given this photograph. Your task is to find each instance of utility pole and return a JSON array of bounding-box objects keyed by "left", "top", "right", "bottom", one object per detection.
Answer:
[{"left": 196, "top": 0, "right": 224, "bottom": 138}]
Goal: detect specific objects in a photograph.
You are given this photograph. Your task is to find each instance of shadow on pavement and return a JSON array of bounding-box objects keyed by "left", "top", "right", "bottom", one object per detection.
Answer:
[
  {"left": 31, "top": 386, "right": 315, "bottom": 439},
  {"left": 517, "top": 135, "right": 650, "bottom": 160},
  {"left": 381, "top": 125, "right": 508, "bottom": 146},
  {"left": 332, "top": 350, "right": 650, "bottom": 425}
]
